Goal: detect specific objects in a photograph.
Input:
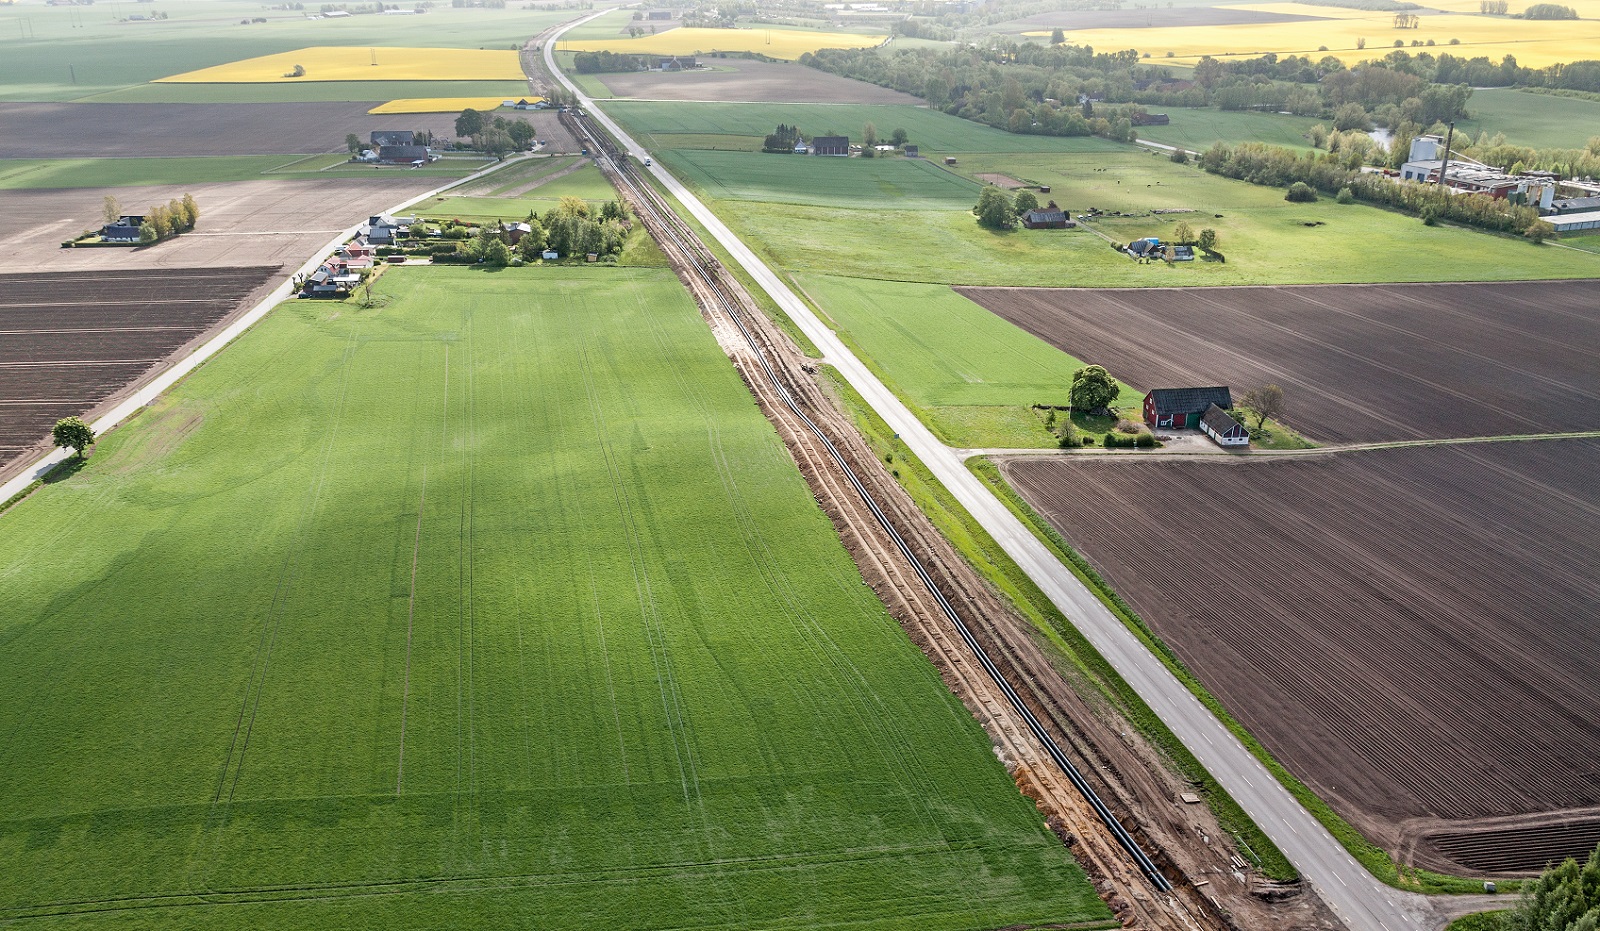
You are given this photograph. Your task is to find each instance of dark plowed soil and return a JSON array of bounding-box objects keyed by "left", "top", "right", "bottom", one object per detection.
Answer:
[
  {"left": 597, "top": 59, "right": 920, "bottom": 104},
  {"left": 0, "top": 267, "right": 278, "bottom": 466},
  {"left": 959, "top": 280, "right": 1600, "bottom": 443},
  {"left": 1426, "top": 819, "right": 1600, "bottom": 873},
  {"left": 1000, "top": 439, "right": 1600, "bottom": 869},
  {"left": 0, "top": 102, "right": 463, "bottom": 159}
]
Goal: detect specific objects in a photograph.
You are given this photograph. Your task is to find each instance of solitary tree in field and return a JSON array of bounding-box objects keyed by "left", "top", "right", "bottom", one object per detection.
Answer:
[
  {"left": 1197, "top": 227, "right": 1218, "bottom": 253},
  {"left": 1050, "top": 27, "right": 1065, "bottom": 44},
  {"left": 101, "top": 195, "right": 121, "bottom": 224},
  {"left": 52, "top": 417, "right": 94, "bottom": 458},
  {"left": 974, "top": 186, "right": 1014, "bottom": 230},
  {"left": 346, "top": 133, "right": 363, "bottom": 154},
  {"left": 1069, "top": 365, "right": 1120, "bottom": 414},
  {"left": 1239, "top": 384, "right": 1286, "bottom": 430}
]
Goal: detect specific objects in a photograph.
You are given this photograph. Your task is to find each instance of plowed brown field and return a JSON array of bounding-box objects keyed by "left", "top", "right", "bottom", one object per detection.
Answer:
[
  {"left": 1001, "top": 440, "right": 1600, "bottom": 873},
  {"left": 960, "top": 280, "right": 1600, "bottom": 443},
  {"left": 0, "top": 267, "right": 278, "bottom": 469}
]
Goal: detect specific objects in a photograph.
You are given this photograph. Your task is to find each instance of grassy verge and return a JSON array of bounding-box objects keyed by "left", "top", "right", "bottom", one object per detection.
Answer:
[
  {"left": 0, "top": 456, "right": 88, "bottom": 517},
  {"left": 816, "top": 366, "right": 1300, "bottom": 883},
  {"left": 969, "top": 454, "right": 1500, "bottom": 895},
  {"left": 1446, "top": 912, "right": 1509, "bottom": 931}
]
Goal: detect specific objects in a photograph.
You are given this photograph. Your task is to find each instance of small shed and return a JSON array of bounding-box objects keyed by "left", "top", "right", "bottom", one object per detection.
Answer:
[
  {"left": 1144, "top": 386, "right": 1233, "bottom": 429},
  {"left": 812, "top": 135, "right": 849, "bottom": 157},
  {"left": 1200, "top": 403, "right": 1250, "bottom": 447},
  {"left": 944, "top": 156, "right": 957, "bottom": 165},
  {"left": 903, "top": 144, "right": 919, "bottom": 158}
]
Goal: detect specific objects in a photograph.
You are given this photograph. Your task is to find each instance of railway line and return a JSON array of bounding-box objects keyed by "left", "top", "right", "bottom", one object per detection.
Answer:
[{"left": 556, "top": 109, "right": 1232, "bottom": 929}]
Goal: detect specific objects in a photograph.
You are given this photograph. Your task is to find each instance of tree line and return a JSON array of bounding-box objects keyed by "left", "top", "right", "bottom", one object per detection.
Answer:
[
  {"left": 103, "top": 194, "right": 199, "bottom": 244},
  {"left": 425, "top": 197, "right": 631, "bottom": 266}
]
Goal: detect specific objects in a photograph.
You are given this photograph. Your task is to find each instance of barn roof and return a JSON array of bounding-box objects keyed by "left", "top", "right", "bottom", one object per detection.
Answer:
[
  {"left": 1201, "top": 403, "right": 1245, "bottom": 435},
  {"left": 1147, "top": 386, "right": 1232, "bottom": 414},
  {"left": 812, "top": 135, "right": 849, "bottom": 147},
  {"left": 1025, "top": 208, "right": 1067, "bottom": 224}
]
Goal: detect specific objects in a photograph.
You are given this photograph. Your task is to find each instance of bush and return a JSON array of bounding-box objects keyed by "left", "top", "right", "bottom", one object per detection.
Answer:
[
  {"left": 1115, "top": 418, "right": 1143, "bottom": 434},
  {"left": 1336, "top": 186, "right": 1355, "bottom": 204},
  {"left": 1135, "top": 432, "right": 1158, "bottom": 448},
  {"left": 1523, "top": 2, "right": 1577, "bottom": 17},
  {"left": 431, "top": 252, "right": 478, "bottom": 264},
  {"left": 1286, "top": 181, "right": 1319, "bottom": 202}
]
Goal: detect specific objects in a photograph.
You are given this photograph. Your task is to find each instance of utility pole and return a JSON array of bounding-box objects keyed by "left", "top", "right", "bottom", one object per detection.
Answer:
[{"left": 1436, "top": 120, "right": 1454, "bottom": 190}]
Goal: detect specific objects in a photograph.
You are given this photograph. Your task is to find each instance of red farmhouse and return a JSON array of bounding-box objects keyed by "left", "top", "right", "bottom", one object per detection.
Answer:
[{"left": 1144, "top": 386, "right": 1233, "bottom": 429}]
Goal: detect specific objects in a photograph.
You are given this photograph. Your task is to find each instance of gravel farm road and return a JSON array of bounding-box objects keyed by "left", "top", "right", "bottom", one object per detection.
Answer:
[{"left": 545, "top": 16, "right": 1435, "bottom": 931}]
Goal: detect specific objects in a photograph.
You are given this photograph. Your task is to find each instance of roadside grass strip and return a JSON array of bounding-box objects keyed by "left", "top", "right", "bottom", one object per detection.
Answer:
[
  {"left": 156, "top": 46, "right": 522, "bottom": 83},
  {"left": 0, "top": 266, "right": 1108, "bottom": 931}
]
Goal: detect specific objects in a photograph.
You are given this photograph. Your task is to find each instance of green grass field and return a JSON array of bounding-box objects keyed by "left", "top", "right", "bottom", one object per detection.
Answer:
[
  {"left": 0, "top": 1, "right": 560, "bottom": 101},
  {"left": 694, "top": 151, "right": 1600, "bottom": 286},
  {"left": 0, "top": 154, "right": 488, "bottom": 189},
  {"left": 423, "top": 163, "right": 621, "bottom": 219},
  {"left": 1135, "top": 108, "right": 1322, "bottom": 153},
  {"left": 661, "top": 149, "right": 984, "bottom": 209},
  {"left": 606, "top": 100, "right": 1128, "bottom": 154},
  {"left": 0, "top": 267, "right": 1107, "bottom": 931},
  {"left": 800, "top": 275, "right": 1144, "bottom": 447},
  {"left": 1458, "top": 87, "right": 1600, "bottom": 151}
]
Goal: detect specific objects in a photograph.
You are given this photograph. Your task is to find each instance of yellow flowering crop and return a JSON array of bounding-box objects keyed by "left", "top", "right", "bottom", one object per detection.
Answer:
[{"left": 157, "top": 47, "right": 523, "bottom": 83}]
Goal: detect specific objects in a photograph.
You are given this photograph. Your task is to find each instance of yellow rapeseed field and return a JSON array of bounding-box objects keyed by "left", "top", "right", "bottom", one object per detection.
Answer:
[
  {"left": 156, "top": 47, "right": 523, "bottom": 83},
  {"left": 1027, "top": 3, "right": 1600, "bottom": 67},
  {"left": 558, "top": 27, "right": 886, "bottom": 61},
  {"left": 368, "top": 97, "right": 541, "bottom": 114}
]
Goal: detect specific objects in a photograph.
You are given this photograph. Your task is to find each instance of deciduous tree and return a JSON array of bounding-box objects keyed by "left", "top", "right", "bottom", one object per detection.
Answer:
[
  {"left": 52, "top": 416, "right": 94, "bottom": 457},
  {"left": 974, "top": 186, "right": 1014, "bottom": 229},
  {"left": 346, "top": 133, "right": 363, "bottom": 153},
  {"left": 454, "top": 108, "right": 485, "bottom": 138},
  {"left": 1013, "top": 190, "right": 1039, "bottom": 215},
  {"left": 1173, "top": 220, "right": 1194, "bottom": 243},
  {"left": 1069, "top": 365, "right": 1119, "bottom": 413},
  {"left": 101, "top": 195, "right": 121, "bottom": 224},
  {"left": 1197, "top": 227, "right": 1218, "bottom": 252},
  {"left": 1239, "top": 384, "right": 1286, "bottom": 429}
]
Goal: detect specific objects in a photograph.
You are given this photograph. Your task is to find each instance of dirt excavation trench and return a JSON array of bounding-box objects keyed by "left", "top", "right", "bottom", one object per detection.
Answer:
[{"left": 603, "top": 154, "right": 1344, "bottom": 931}]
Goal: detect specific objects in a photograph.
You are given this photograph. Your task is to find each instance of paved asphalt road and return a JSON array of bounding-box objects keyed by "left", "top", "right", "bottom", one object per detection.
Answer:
[{"left": 546, "top": 23, "right": 1433, "bottom": 930}]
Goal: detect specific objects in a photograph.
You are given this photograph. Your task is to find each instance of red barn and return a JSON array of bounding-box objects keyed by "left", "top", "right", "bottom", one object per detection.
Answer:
[{"left": 1144, "top": 386, "right": 1232, "bottom": 429}]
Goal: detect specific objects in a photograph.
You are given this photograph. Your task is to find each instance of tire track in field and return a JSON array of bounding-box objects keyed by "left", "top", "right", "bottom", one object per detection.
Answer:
[
  {"left": 576, "top": 341, "right": 701, "bottom": 805},
  {"left": 633, "top": 289, "right": 947, "bottom": 838},
  {"left": 198, "top": 327, "right": 362, "bottom": 889},
  {"left": 395, "top": 465, "right": 428, "bottom": 795}
]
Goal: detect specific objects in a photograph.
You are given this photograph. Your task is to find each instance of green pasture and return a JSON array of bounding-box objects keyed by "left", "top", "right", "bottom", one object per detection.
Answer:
[
  {"left": 448, "top": 155, "right": 582, "bottom": 198},
  {"left": 1457, "top": 88, "right": 1600, "bottom": 151},
  {"left": 424, "top": 163, "right": 619, "bottom": 218},
  {"left": 603, "top": 100, "right": 1128, "bottom": 154},
  {"left": 700, "top": 151, "right": 1600, "bottom": 286},
  {"left": 0, "top": 1, "right": 560, "bottom": 102},
  {"left": 0, "top": 154, "right": 487, "bottom": 190},
  {"left": 660, "top": 148, "right": 983, "bottom": 209},
  {"left": 800, "top": 274, "right": 1144, "bottom": 448},
  {"left": 80, "top": 79, "right": 529, "bottom": 105},
  {"left": 1135, "top": 108, "right": 1322, "bottom": 153},
  {"left": 0, "top": 267, "right": 1106, "bottom": 931},
  {"left": 648, "top": 132, "right": 766, "bottom": 151}
]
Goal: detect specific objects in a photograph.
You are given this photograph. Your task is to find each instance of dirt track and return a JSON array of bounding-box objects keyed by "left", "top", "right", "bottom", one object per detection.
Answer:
[
  {"left": 1000, "top": 440, "right": 1600, "bottom": 875},
  {"left": 0, "top": 103, "right": 464, "bottom": 159},
  {"left": 961, "top": 281, "right": 1600, "bottom": 443}
]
